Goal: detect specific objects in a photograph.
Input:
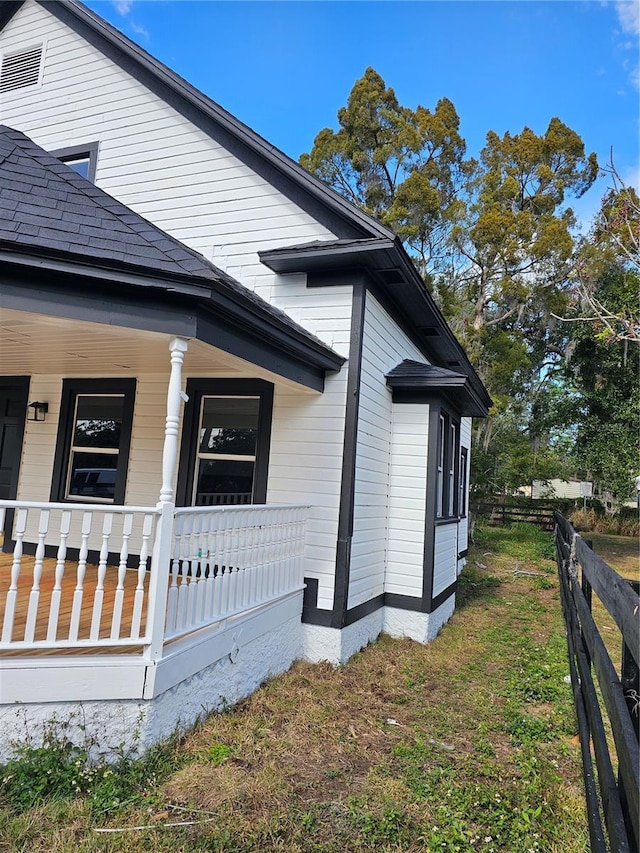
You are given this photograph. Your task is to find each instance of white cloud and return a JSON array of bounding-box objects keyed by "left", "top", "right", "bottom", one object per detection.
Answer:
[
  {"left": 613, "top": 2, "right": 640, "bottom": 88},
  {"left": 615, "top": 1, "right": 640, "bottom": 36},
  {"left": 130, "top": 21, "right": 149, "bottom": 38}
]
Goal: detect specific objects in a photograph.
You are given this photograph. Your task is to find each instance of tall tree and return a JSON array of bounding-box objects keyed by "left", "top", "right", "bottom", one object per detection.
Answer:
[
  {"left": 561, "top": 265, "right": 640, "bottom": 497},
  {"left": 300, "top": 67, "right": 466, "bottom": 279},
  {"left": 301, "top": 69, "right": 601, "bottom": 497}
]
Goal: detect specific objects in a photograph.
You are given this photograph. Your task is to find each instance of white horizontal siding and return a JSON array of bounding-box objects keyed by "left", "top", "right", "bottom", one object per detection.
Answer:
[
  {"left": 15, "top": 374, "right": 170, "bottom": 550},
  {"left": 432, "top": 523, "right": 458, "bottom": 598},
  {"left": 268, "top": 366, "right": 349, "bottom": 610},
  {"left": 348, "top": 293, "right": 428, "bottom": 610},
  {"left": 386, "top": 404, "right": 428, "bottom": 598},
  {"left": 0, "top": 1, "right": 346, "bottom": 352}
]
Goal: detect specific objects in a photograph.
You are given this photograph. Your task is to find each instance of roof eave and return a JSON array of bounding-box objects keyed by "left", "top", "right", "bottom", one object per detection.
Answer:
[{"left": 0, "top": 248, "right": 345, "bottom": 374}]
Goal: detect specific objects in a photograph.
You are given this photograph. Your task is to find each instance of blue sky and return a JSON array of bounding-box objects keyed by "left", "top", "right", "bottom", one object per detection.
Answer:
[{"left": 84, "top": 0, "right": 639, "bottom": 228}]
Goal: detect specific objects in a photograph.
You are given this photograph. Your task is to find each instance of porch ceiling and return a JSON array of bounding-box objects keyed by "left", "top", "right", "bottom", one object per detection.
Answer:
[{"left": 0, "top": 307, "right": 315, "bottom": 390}]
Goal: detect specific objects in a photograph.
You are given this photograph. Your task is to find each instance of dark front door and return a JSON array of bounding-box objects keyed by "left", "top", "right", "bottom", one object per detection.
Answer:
[{"left": 0, "top": 379, "right": 29, "bottom": 541}]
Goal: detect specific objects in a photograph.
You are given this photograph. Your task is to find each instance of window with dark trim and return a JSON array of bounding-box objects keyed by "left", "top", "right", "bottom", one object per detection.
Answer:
[
  {"left": 459, "top": 446, "right": 468, "bottom": 517},
  {"left": 176, "top": 379, "right": 274, "bottom": 507},
  {"left": 51, "top": 379, "right": 136, "bottom": 505},
  {"left": 435, "top": 409, "right": 461, "bottom": 519},
  {"left": 51, "top": 141, "right": 99, "bottom": 183}
]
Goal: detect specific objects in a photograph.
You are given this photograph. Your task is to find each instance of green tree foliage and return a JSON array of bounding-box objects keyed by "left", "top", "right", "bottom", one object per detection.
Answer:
[
  {"left": 300, "top": 67, "right": 466, "bottom": 278},
  {"left": 300, "top": 68, "right": 625, "bottom": 498},
  {"left": 564, "top": 175, "right": 640, "bottom": 343},
  {"left": 563, "top": 276, "right": 639, "bottom": 497}
]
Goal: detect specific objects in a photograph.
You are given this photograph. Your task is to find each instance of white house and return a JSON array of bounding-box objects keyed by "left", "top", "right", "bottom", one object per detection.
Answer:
[{"left": 0, "top": 0, "right": 491, "bottom": 759}]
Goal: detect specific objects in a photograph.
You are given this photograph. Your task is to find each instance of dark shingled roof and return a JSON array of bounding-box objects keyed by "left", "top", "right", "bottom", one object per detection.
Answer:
[
  {"left": 385, "top": 360, "right": 489, "bottom": 417},
  {"left": 385, "top": 360, "right": 469, "bottom": 388},
  {"left": 0, "top": 124, "right": 228, "bottom": 281},
  {"left": 0, "top": 125, "right": 344, "bottom": 367}
]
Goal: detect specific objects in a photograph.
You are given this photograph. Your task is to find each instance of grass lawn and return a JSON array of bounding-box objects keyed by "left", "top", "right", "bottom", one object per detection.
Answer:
[{"left": 0, "top": 523, "right": 597, "bottom": 852}]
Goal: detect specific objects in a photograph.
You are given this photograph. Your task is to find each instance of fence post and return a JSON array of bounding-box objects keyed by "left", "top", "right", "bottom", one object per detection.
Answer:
[{"left": 620, "top": 579, "right": 640, "bottom": 851}]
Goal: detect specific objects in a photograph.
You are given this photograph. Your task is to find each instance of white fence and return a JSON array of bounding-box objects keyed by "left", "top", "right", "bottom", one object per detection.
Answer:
[{"left": 0, "top": 500, "right": 308, "bottom": 654}]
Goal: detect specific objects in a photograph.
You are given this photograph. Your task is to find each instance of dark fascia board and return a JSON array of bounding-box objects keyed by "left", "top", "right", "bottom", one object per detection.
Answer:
[
  {"left": 261, "top": 236, "right": 493, "bottom": 413},
  {"left": 390, "top": 386, "right": 489, "bottom": 418},
  {"left": 27, "top": 0, "right": 394, "bottom": 243},
  {"left": 0, "top": 1, "right": 22, "bottom": 30},
  {"left": 259, "top": 238, "right": 397, "bottom": 273},
  {"left": 0, "top": 255, "right": 344, "bottom": 384}
]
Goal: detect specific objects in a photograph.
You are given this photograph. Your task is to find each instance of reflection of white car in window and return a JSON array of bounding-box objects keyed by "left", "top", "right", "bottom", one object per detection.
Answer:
[{"left": 69, "top": 468, "right": 116, "bottom": 498}]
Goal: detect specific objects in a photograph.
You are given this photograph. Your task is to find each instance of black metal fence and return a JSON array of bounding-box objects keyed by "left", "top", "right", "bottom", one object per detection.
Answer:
[{"left": 554, "top": 512, "right": 639, "bottom": 852}]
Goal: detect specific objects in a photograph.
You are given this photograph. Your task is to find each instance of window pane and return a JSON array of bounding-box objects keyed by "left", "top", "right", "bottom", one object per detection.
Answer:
[
  {"left": 195, "top": 459, "right": 255, "bottom": 505},
  {"left": 73, "top": 395, "right": 124, "bottom": 448},
  {"left": 199, "top": 397, "right": 259, "bottom": 455},
  {"left": 68, "top": 452, "right": 117, "bottom": 500},
  {"left": 65, "top": 157, "right": 90, "bottom": 178}
]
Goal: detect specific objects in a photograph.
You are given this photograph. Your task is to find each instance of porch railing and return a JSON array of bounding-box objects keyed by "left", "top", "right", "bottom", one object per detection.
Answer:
[
  {"left": 165, "top": 505, "right": 307, "bottom": 642},
  {"left": 0, "top": 501, "right": 308, "bottom": 655},
  {"left": 0, "top": 501, "right": 159, "bottom": 650}
]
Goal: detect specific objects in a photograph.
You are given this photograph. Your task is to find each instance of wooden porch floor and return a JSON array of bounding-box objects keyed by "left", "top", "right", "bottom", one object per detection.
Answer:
[{"left": 0, "top": 552, "right": 148, "bottom": 656}]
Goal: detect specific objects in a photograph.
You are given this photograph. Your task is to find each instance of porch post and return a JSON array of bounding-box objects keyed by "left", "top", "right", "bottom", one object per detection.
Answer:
[
  {"left": 145, "top": 337, "right": 189, "bottom": 673},
  {"left": 159, "top": 337, "right": 189, "bottom": 506}
]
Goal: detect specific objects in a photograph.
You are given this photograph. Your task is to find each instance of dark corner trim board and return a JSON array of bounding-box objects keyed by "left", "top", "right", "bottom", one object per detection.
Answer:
[
  {"left": 331, "top": 279, "right": 367, "bottom": 629},
  {"left": 421, "top": 404, "right": 441, "bottom": 609}
]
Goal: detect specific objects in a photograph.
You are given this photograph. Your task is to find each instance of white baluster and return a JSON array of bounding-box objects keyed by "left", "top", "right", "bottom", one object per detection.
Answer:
[
  {"left": 23, "top": 509, "right": 50, "bottom": 641},
  {"left": 166, "top": 513, "right": 184, "bottom": 634},
  {"left": 176, "top": 511, "right": 193, "bottom": 629},
  {"left": 1, "top": 508, "right": 27, "bottom": 642},
  {"left": 69, "top": 512, "right": 92, "bottom": 641},
  {"left": 90, "top": 513, "right": 113, "bottom": 640},
  {"left": 111, "top": 513, "right": 132, "bottom": 639},
  {"left": 187, "top": 512, "right": 202, "bottom": 626},
  {"left": 131, "top": 513, "right": 154, "bottom": 638},
  {"left": 47, "top": 510, "right": 71, "bottom": 641}
]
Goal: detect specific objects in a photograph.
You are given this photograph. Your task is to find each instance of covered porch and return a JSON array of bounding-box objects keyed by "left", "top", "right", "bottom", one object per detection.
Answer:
[{"left": 0, "top": 499, "right": 307, "bottom": 684}]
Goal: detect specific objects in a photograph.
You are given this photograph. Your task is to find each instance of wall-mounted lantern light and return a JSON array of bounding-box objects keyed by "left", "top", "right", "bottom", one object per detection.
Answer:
[{"left": 28, "top": 401, "right": 49, "bottom": 422}]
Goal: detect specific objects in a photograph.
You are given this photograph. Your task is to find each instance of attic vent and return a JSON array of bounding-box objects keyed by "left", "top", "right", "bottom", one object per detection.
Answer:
[{"left": 0, "top": 45, "right": 43, "bottom": 93}]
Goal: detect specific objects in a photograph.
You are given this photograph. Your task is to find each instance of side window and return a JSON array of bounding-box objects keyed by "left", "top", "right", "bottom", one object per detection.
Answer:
[
  {"left": 459, "top": 447, "right": 468, "bottom": 517},
  {"left": 194, "top": 396, "right": 260, "bottom": 506},
  {"left": 51, "top": 379, "right": 136, "bottom": 504},
  {"left": 435, "top": 410, "right": 461, "bottom": 520},
  {"left": 177, "top": 379, "right": 274, "bottom": 507},
  {"left": 51, "top": 142, "right": 99, "bottom": 183},
  {"left": 436, "top": 414, "right": 445, "bottom": 518}
]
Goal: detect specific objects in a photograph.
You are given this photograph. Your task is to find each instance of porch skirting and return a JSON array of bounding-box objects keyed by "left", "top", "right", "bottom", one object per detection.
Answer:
[{"left": 0, "top": 592, "right": 302, "bottom": 764}]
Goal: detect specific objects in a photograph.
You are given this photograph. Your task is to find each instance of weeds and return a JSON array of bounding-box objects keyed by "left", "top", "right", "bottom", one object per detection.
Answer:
[
  {"left": 0, "top": 726, "right": 181, "bottom": 817},
  {"left": 0, "top": 523, "right": 591, "bottom": 852}
]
